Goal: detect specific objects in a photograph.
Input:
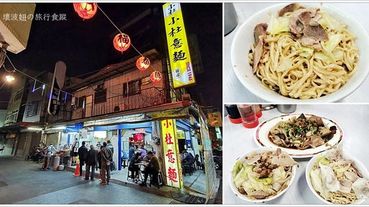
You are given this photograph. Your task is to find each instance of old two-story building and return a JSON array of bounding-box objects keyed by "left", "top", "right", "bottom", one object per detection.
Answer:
[
  {"left": 0, "top": 70, "right": 79, "bottom": 159},
  {"left": 45, "top": 49, "right": 218, "bottom": 201},
  {"left": 0, "top": 71, "right": 46, "bottom": 158},
  {"left": 0, "top": 3, "right": 36, "bottom": 157}
]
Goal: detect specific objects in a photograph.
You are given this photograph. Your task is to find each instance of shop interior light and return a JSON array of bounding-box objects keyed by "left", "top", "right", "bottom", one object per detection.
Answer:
[
  {"left": 53, "top": 126, "right": 66, "bottom": 130},
  {"left": 5, "top": 74, "right": 15, "bottom": 83},
  {"left": 94, "top": 131, "right": 107, "bottom": 138},
  {"left": 27, "top": 127, "right": 43, "bottom": 131}
]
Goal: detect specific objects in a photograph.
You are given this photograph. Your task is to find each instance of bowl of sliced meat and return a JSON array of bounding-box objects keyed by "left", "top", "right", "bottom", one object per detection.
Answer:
[
  {"left": 231, "top": 3, "right": 369, "bottom": 102},
  {"left": 255, "top": 113, "right": 343, "bottom": 158}
]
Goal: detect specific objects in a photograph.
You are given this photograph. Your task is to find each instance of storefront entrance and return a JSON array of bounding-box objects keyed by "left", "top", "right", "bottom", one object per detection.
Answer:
[
  {"left": 176, "top": 119, "right": 207, "bottom": 196},
  {"left": 54, "top": 106, "right": 218, "bottom": 200}
]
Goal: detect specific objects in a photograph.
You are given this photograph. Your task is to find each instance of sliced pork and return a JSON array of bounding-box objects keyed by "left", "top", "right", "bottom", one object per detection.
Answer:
[
  {"left": 253, "top": 23, "right": 268, "bottom": 73},
  {"left": 287, "top": 7, "right": 327, "bottom": 48},
  {"left": 278, "top": 3, "right": 304, "bottom": 17}
]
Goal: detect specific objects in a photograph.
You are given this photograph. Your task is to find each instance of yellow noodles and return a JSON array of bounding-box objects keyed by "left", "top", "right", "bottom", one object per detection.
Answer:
[{"left": 249, "top": 13, "right": 359, "bottom": 99}]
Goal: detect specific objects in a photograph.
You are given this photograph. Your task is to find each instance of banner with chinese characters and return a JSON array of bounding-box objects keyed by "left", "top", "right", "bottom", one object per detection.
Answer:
[
  {"left": 163, "top": 3, "right": 196, "bottom": 88},
  {"left": 161, "top": 119, "right": 182, "bottom": 188}
]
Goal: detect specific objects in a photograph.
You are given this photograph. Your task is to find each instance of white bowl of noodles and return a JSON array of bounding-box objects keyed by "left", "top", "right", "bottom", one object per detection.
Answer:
[
  {"left": 231, "top": 3, "right": 369, "bottom": 102},
  {"left": 230, "top": 148, "right": 298, "bottom": 203},
  {"left": 306, "top": 148, "right": 369, "bottom": 204}
]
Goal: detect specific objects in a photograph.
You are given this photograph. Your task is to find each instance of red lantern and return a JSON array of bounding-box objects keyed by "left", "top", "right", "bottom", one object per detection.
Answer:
[
  {"left": 150, "top": 71, "right": 162, "bottom": 83},
  {"left": 136, "top": 56, "right": 150, "bottom": 71},
  {"left": 73, "top": 3, "right": 98, "bottom": 20},
  {"left": 113, "top": 33, "right": 131, "bottom": 52}
]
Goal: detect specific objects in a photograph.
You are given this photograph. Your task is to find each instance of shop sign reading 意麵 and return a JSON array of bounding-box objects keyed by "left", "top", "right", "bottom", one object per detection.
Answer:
[
  {"left": 161, "top": 119, "right": 182, "bottom": 188},
  {"left": 163, "top": 2, "right": 195, "bottom": 88}
]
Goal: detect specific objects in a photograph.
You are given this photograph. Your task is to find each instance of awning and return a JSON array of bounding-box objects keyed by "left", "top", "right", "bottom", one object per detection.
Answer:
[
  {"left": 93, "top": 122, "right": 152, "bottom": 131},
  {"left": 0, "top": 122, "right": 43, "bottom": 133}
]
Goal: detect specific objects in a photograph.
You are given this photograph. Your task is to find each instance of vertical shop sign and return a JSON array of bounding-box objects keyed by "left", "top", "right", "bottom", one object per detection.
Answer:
[
  {"left": 161, "top": 119, "right": 181, "bottom": 188},
  {"left": 163, "top": 3, "right": 196, "bottom": 88},
  {"left": 47, "top": 61, "right": 66, "bottom": 115}
]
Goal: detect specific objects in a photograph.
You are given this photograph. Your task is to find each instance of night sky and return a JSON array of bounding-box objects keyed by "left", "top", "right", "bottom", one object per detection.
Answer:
[{"left": 3, "top": 3, "right": 222, "bottom": 111}]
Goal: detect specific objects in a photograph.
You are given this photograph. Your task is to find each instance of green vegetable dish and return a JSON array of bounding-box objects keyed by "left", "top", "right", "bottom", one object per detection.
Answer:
[{"left": 232, "top": 149, "right": 297, "bottom": 200}]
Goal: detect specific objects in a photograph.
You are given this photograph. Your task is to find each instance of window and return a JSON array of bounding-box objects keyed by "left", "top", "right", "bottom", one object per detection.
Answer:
[
  {"left": 13, "top": 90, "right": 23, "bottom": 102},
  {"left": 94, "top": 88, "right": 107, "bottom": 104},
  {"left": 25, "top": 101, "right": 39, "bottom": 117},
  {"left": 77, "top": 96, "right": 86, "bottom": 108},
  {"left": 123, "top": 80, "right": 141, "bottom": 96}
]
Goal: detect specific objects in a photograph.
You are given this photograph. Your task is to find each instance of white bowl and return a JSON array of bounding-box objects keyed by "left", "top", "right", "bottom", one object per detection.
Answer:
[
  {"left": 255, "top": 113, "right": 343, "bottom": 158},
  {"left": 306, "top": 149, "right": 369, "bottom": 204},
  {"left": 230, "top": 148, "right": 298, "bottom": 203},
  {"left": 231, "top": 3, "right": 369, "bottom": 103}
]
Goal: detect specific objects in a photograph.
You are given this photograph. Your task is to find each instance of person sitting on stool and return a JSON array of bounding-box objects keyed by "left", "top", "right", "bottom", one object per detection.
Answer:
[
  {"left": 128, "top": 152, "right": 141, "bottom": 182},
  {"left": 140, "top": 151, "right": 160, "bottom": 188}
]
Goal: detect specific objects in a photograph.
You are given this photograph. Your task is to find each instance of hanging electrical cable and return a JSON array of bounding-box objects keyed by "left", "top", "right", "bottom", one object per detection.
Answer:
[
  {"left": 3, "top": 53, "right": 73, "bottom": 97},
  {"left": 74, "top": 3, "right": 152, "bottom": 72},
  {"left": 0, "top": 3, "right": 163, "bottom": 100}
]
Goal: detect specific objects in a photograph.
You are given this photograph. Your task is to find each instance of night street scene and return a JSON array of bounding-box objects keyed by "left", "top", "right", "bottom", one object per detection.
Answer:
[{"left": 0, "top": 3, "right": 222, "bottom": 204}]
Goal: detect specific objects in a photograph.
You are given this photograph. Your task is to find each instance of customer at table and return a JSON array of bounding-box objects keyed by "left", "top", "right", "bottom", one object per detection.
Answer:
[
  {"left": 85, "top": 145, "right": 98, "bottom": 181},
  {"left": 180, "top": 149, "right": 188, "bottom": 162},
  {"left": 140, "top": 151, "right": 160, "bottom": 187},
  {"left": 100, "top": 142, "right": 113, "bottom": 185},
  {"left": 128, "top": 152, "right": 141, "bottom": 181},
  {"left": 139, "top": 145, "right": 147, "bottom": 160},
  {"left": 78, "top": 141, "right": 88, "bottom": 176},
  {"left": 128, "top": 144, "right": 135, "bottom": 161}
]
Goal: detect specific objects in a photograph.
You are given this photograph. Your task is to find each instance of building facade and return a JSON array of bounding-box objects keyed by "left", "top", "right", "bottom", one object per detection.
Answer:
[
  {"left": 0, "top": 71, "right": 78, "bottom": 158},
  {"left": 44, "top": 49, "right": 218, "bottom": 201}
]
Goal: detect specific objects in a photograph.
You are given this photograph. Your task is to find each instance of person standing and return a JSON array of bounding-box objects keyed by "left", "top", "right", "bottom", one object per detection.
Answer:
[
  {"left": 121, "top": 151, "right": 128, "bottom": 168},
  {"left": 106, "top": 140, "right": 115, "bottom": 171},
  {"left": 40, "top": 145, "right": 48, "bottom": 170},
  {"left": 71, "top": 139, "right": 79, "bottom": 165},
  {"left": 85, "top": 145, "right": 98, "bottom": 181},
  {"left": 42, "top": 144, "right": 56, "bottom": 170},
  {"left": 100, "top": 142, "right": 112, "bottom": 185},
  {"left": 77, "top": 141, "right": 88, "bottom": 177},
  {"left": 97, "top": 146, "right": 103, "bottom": 179},
  {"left": 140, "top": 151, "right": 160, "bottom": 188}
]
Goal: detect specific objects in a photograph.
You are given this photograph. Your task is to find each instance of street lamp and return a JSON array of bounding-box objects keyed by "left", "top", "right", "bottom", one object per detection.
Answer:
[{"left": 5, "top": 74, "right": 15, "bottom": 83}]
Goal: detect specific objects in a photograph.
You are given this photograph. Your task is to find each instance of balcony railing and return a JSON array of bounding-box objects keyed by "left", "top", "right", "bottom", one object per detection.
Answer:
[{"left": 71, "top": 86, "right": 168, "bottom": 120}]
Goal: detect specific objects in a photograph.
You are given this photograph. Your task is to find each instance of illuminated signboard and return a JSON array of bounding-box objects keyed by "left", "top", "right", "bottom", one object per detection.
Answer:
[
  {"left": 161, "top": 119, "right": 182, "bottom": 188},
  {"left": 163, "top": 3, "right": 195, "bottom": 88}
]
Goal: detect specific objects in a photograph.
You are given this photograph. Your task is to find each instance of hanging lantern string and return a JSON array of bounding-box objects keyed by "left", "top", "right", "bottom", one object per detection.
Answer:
[
  {"left": 4, "top": 53, "right": 73, "bottom": 97},
  {"left": 96, "top": 4, "right": 144, "bottom": 57}
]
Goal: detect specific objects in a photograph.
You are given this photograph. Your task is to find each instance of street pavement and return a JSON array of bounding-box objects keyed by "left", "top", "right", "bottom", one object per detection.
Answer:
[{"left": 0, "top": 156, "right": 175, "bottom": 204}]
